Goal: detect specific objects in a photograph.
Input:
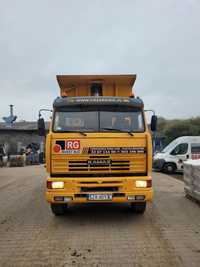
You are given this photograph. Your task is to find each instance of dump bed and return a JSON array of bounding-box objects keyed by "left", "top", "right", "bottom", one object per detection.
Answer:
[{"left": 56, "top": 75, "right": 136, "bottom": 97}]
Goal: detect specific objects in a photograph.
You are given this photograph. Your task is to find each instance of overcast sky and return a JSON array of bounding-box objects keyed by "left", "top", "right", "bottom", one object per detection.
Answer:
[{"left": 0, "top": 0, "right": 200, "bottom": 122}]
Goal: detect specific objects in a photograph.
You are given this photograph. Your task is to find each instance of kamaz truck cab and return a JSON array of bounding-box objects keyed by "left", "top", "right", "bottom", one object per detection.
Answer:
[{"left": 38, "top": 75, "right": 157, "bottom": 215}]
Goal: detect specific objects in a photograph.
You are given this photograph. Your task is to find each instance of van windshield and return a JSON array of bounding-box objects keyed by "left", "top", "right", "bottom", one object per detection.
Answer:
[
  {"left": 53, "top": 110, "right": 145, "bottom": 133},
  {"left": 161, "top": 140, "right": 179, "bottom": 153}
]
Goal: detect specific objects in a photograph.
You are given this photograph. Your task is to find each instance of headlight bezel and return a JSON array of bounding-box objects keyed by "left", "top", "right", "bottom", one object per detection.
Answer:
[
  {"left": 51, "top": 181, "right": 65, "bottom": 189},
  {"left": 135, "top": 180, "right": 148, "bottom": 188}
]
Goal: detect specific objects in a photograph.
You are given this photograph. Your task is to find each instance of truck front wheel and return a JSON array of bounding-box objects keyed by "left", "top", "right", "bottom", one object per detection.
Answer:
[
  {"left": 130, "top": 202, "right": 146, "bottom": 214},
  {"left": 50, "top": 204, "right": 67, "bottom": 216}
]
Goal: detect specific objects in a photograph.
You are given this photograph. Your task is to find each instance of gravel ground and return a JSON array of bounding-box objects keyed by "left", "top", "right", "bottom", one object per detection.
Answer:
[
  {"left": 170, "top": 172, "right": 184, "bottom": 182},
  {"left": 0, "top": 166, "right": 200, "bottom": 267}
]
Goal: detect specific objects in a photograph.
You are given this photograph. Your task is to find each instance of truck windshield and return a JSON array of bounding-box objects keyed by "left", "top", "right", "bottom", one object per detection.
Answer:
[{"left": 53, "top": 111, "right": 145, "bottom": 133}]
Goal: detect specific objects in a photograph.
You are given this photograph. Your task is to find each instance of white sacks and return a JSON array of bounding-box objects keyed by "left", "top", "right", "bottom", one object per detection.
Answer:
[{"left": 184, "top": 160, "right": 200, "bottom": 201}]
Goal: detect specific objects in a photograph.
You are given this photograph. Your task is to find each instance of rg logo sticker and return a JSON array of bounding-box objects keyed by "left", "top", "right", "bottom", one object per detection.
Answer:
[
  {"left": 54, "top": 140, "right": 81, "bottom": 154},
  {"left": 66, "top": 140, "right": 80, "bottom": 150}
]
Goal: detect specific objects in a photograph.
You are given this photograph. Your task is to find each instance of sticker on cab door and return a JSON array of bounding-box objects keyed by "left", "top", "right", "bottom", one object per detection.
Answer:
[
  {"left": 53, "top": 140, "right": 80, "bottom": 154},
  {"left": 82, "top": 147, "right": 146, "bottom": 154}
]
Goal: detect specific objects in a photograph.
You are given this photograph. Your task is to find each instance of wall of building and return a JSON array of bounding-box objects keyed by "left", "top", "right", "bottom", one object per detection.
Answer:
[{"left": 0, "top": 130, "right": 45, "bottom": 154}]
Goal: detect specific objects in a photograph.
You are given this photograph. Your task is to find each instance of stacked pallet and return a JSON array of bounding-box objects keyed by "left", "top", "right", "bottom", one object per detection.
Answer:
[
  {"left": 184, "top": 160, "right": 200, "bottom": 202},
  {"left": 8, "top": 155, "right": 26, "bottom": 167}
]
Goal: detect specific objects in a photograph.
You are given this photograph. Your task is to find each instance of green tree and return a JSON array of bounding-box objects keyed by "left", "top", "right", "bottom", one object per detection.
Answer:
[{"left": 156, "top": 117, "right": 200, "bottom": 145}]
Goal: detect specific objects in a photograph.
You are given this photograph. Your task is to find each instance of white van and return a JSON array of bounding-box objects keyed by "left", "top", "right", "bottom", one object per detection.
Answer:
[{"left": 153, "top": 136, "right": 200, "bottom": 173}]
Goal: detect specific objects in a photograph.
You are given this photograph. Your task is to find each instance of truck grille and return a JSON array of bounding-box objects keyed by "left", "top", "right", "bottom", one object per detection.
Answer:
[
  {"left": 52, "top": 154, "right": 146, "bottom": 174},
  {"left": 68, "top": 158, "right": 130, "bottom": 172}
]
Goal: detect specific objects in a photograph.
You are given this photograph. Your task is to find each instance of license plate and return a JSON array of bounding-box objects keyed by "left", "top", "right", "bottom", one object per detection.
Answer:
[{"left": 88, "top": 194, "right": 112, "bottom": 201}]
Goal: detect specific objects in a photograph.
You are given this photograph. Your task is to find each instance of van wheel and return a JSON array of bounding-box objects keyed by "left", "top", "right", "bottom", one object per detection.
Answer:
[
  {"left": 130, "top": 202, "right": 146, "bottom": 214},
  {"left": 51, "top": 204, "right": 67, "bottom": 216},
  {"left": 163, "top": 163, "right": 176, "bottom": 174}
]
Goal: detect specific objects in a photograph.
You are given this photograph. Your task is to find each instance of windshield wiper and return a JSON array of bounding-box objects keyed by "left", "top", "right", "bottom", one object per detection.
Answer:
[
  {"left": 79, "top": 131, "right": 87, "bottom": 136},
  {"left": 57, "top": 130, "right": 87, "bottom": 136},
  {"left": 101, "top": 127, "right": 134, "bottom": 136}
]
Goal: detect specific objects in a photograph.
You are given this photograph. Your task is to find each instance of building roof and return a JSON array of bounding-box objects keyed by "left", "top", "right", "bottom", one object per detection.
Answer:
[{"left": 0, "top": 121, "right": 49, "bottom": 131}]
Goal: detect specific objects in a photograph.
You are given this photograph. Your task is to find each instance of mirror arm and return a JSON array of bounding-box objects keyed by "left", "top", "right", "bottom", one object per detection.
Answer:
[
  {"left": 144, "top": 109, "right": 156, "bottom": 116},
  {"left": 38, "top": 109, "right": 53, "bottom": 118}
]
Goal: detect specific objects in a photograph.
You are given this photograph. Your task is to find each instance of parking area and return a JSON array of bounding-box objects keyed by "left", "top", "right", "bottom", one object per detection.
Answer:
[{"left": 0, "top": 166, "right": 200, "bottom": 267}]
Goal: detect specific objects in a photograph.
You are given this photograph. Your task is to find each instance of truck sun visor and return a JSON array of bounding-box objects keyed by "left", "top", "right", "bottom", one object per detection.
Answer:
[{"left": 53, "top": 96, "right": 144, "bottom": 109}]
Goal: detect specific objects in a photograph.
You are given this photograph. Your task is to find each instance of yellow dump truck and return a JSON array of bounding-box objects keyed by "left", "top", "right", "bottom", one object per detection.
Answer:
[{"left": 38, "top": 75, "right": 157, "bottom": 215}]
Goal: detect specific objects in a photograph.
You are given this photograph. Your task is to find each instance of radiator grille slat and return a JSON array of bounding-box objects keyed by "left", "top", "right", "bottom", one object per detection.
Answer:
[
  {"left": 52, "top": 154, "right": 146, "bottom": 174},
  {"left": 68, "top": 158, "right": 131, "bottom": 172}
]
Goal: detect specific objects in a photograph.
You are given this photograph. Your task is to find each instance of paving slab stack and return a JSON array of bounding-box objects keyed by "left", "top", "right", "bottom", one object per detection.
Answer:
[{"left": 184, "top": 160, "right": 200, "bottom": 202}]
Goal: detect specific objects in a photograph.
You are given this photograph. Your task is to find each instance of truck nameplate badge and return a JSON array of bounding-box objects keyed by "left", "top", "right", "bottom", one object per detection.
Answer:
[{"left": 88, "top": 159, "right": 111, "bottom": 166}]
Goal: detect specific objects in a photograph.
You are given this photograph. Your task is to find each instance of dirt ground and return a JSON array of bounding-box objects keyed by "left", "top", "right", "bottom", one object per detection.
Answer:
[{"left": 0, "top": 166, "right": 200, "bottom": 267}]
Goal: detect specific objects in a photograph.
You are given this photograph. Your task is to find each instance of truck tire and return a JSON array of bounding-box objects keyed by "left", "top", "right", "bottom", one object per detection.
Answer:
[
  {"left": 130, "top": 202, "right": 146, "bottom": 214},
  {"left": 163, "top": 163, "right": 176, "bottom": 174},
  {"left": 51, "top": 204, "right": 67, "bottom": 216}
]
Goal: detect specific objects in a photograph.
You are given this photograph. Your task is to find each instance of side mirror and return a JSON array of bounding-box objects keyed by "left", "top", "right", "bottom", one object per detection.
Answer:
[
  {"left": 38, "top": 117, "right": 46, "bottom": 136},
  {"left": 151, "top": 115, "right": 157, "bottom": 132}
]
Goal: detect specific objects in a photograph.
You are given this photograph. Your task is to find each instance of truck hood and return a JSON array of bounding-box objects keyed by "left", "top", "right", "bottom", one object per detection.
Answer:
[{"left": 50, "top": 134, "right": 147, "bottom": 176}]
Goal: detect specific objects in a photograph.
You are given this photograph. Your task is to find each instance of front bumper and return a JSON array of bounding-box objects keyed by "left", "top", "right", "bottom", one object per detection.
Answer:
[{"left": 46, "top": 176, "right": 153, "bottom": 204}]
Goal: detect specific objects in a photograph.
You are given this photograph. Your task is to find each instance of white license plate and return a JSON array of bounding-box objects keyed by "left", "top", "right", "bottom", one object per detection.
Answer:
[{"left": 88, "top": 194, "right": 112, "bottom": 201}]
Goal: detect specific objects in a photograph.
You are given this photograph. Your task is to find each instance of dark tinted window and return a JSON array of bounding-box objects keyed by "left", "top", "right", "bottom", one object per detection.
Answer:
[
  {"left": 54, "top": 111, "right": 98, "bottom": 132},
  {"left": 191, "top": 144, "right": 200, "bottom": 153},
  {"left": 171, "top": 143, "right": 188, "bottom": 155},
  {"left": 100, "top": 111, "right": 144, "bottom": 132}
]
